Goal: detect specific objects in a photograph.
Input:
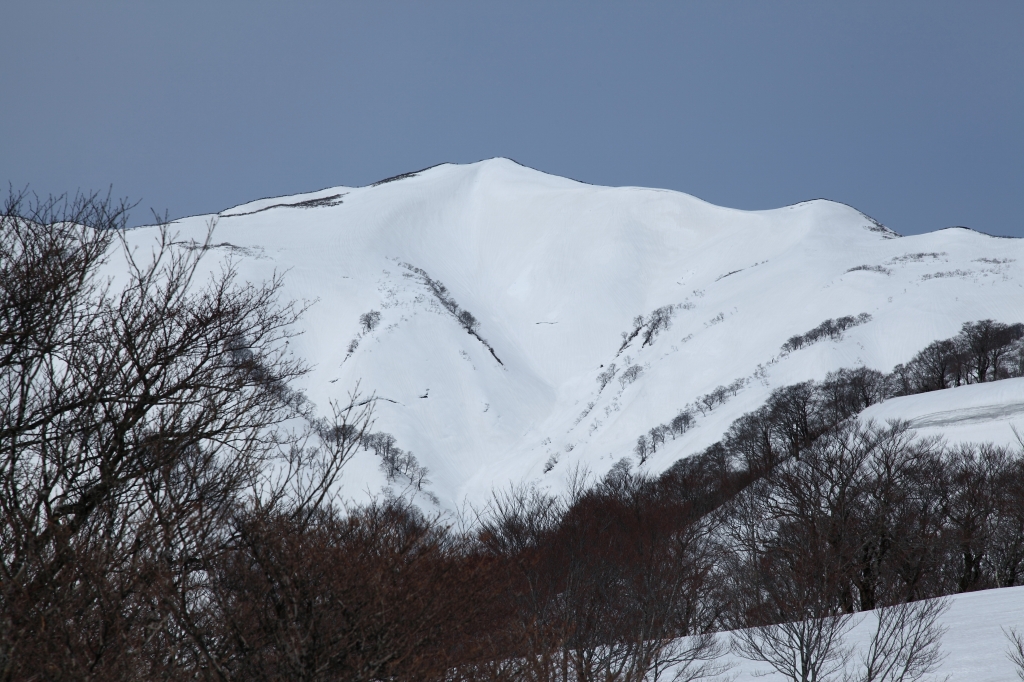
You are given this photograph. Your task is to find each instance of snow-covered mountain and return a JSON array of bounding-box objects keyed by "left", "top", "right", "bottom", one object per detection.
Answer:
[{"left": 123, "top": 158, "right": 1024, "bottom": 508}]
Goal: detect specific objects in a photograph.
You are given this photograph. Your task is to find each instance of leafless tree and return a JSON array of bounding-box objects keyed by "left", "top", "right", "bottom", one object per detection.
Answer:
[
  {"left": 855, "top": 598, "right": 949, "bottom": 682},
  {"left": 731, "top": 611, "right": 856, "bottom": 682},
  {"left": 635, "top": 435, "right": 651, "bottom": 464},
  {"left": 620, "top": 364, "right": 643, "bottom": 388},
  {"left": 359, "top": 309, "right": 381, "bottom": 332},
  {"left": 597, "top": 363, "right": 618, "bottom": 391},
  {"left": 723, "top": 404, "right": 780, "bottom": 476},
  {"left": 937, "top": 443, "right": 1010, "bottom": 593},
  {"left": 959, "top": 320, "right": 1024, "bottom": 383},
  {"left": 620, "top": 315, "right": 646, "bottom": 353},
  {"left": 717, "top": 417, "right": 961, "bottom": 682},
  {"left": 476, "top": 485, "right": 571, "bottom": 682},
  {"left": 817, "top": 368, "right": 887, "bottom": 424},
  {"left": 0, "top": 189, "right": 344, "bottom": 680},
  {"left": 669, "top": 410, "right": 694, "bottom": 439},
  {"left": 641, "top": 306, "right": 675, "bottom": 348},
  {"left": 729, "top": 594, "right": 949, "bottom": 682},
  {"left": 989, "top": 450, "right": 1024, "bottom": 587},
  {"left": 723, "top": 473, "right": 856, "bottom": 682},
  {"left": 1004, "top": 627, "right": 1024, "bottom": 682},
  {"left": 649, "top": 426, "right": 666, "bottom": 454},
  {"left": 765, "top": 381, "right": 823, "bottom": 458},
  {"left": 458, "top": 309, "right": 480, "bottom": 332},
  {"left": 478, "top": 471, "right": 729, "bottom": 682},
  {"left": 205, "top": 497, "right": 496, "bottom": 682}
]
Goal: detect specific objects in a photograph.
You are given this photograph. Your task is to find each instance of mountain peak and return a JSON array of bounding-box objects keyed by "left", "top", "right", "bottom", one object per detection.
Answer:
[{"left": 132, "top": 164, "right": 1024, "bottom": 508}]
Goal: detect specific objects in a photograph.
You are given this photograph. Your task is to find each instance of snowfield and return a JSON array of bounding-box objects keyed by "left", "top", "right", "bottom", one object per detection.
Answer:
[
  {"left": 715, "top": 586, "right": 1024, "bottom": 681},
  {"left": 860, "top": 377, "right": 1024, "bottom": 449},
  {"left": 120, "top": 158, "right": 1024, "bottom": 508}
]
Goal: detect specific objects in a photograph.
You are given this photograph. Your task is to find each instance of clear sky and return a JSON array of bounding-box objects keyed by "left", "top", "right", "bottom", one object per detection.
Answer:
[{"left": 2, "top": 2, "right": 1021, "bottom": 236}]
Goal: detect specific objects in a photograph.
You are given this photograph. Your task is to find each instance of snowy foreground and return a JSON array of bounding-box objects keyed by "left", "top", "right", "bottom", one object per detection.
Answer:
[
  {"left": 713, "top": 585, "right": 1024, "bottom": 681},
  {"left": 118, "top": 158, "right": 1024, "bottom": 508}
]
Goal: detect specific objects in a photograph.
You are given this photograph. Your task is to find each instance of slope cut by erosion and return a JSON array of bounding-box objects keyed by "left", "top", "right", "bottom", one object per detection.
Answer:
[{"left": 118, "top": 159, "right": 1024, "bottom": 508}]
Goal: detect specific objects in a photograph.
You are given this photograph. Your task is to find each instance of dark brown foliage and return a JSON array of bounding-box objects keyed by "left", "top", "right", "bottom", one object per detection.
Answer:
[
  {"left": 477, "top": 472, "right": 726, "bottom": 682},
  {"left": 209, "top": 502, "right": 497, "bottom": 682}
]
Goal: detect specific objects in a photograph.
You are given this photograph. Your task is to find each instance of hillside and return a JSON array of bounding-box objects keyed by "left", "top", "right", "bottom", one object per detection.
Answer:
[
  {"left": 717, "top": 586, "right": 1024, "bottom": 681},
  {"left": 121, "top": 158, "right": 1024, "bottom": 508}
]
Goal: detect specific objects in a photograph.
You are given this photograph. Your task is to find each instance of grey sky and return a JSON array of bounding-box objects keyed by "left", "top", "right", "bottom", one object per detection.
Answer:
[{"left": 2, "top": 2, "right": 1021, "bottom": 236}]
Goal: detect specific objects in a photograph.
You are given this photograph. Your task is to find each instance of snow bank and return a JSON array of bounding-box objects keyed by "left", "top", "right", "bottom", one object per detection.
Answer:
[
  {"left": 860, "top": 378, "right": 1024, "bottom": 449},
  {"left": 718, "top": 585, "right": 1024, "bottom": 681}
]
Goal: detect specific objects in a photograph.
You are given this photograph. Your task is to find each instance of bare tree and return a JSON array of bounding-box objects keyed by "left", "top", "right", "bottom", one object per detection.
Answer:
[
  {"left": 641, "top": 305, "right": 675, "bottom": 348},
  {"left": 938, "top": 443, "right": 1009, "bottom": 593},
  {"left": 620, "top": 364, "right": 643, "bottom": 388},
  {"left": 458, "top": 309, "right": 480, "bottom": 332},
  {"left": 359, "top": 309, "right": 381, "bottom": 332},
  {"left": 731, "top": 611, "right": 856, "bottom": 682},
  {"left": 635, "top": 435, "right": 651, "bottom": 464},
  {"left": 766, "top": 381, "right": 823, "bottom": 458},
  {"left": 597, "top": 363, "right": 618, "bottom": 391},
  {"left": 476, "top": 485, "right": 572, "bottom": 682},
  {"left": 478, "top": 472, "right": 729, "bottom": 682},
  {"left": 0, "top": 190, "right": 313, "bottom": 680},
  {"left": 722, "top": 423, "right": 869, "bottom": 682},
  {"left": 989, "top": 451, "right": 1024, "bottom": 587},
  {"left": 959, "top": 320, "right": 1024, "bottom": 383},
  {"left": 1005, "top": 627, "right": 1024, "bottom": 682},
  {"left": 855, "top": 598, "right": 949, "bottom": 682},
  {"left": 723, "top": 404, "right": 780, "bottom": 476},
  {"left": 206, "top": 498, "right": 495, "bottom": 682},
  {"left": 723, "top": 496, "right": 857, "bottom": 682},
  {"left": 649, "top": 426, "right": 666, "bottom": 454},
  {"left": 730, "top": 596, "right": 949, "bottom": 682},
  {"left": 669, "top": 410, "right": 694, "bottom": 438}
]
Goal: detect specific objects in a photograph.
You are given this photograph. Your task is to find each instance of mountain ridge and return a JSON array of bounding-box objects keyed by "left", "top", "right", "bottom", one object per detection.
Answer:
[{"left": 115, "top": 159, "right": 1024, "bottom": 508}]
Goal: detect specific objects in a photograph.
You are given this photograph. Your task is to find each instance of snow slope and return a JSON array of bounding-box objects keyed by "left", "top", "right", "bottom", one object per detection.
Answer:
[
  {"left": 860, "top": 378, "right": 1024, "bottom": 449},
  {"left": 120, "top": 159, "right": 1024, "bottom": 507},
  {"left": 716, "top": 585, "right": 1024, "bottom": 681}
]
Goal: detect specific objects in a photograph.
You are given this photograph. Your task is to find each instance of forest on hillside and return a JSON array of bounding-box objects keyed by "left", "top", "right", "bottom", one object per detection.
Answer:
[{"left": 3, "top": 193, "right": 1024, "bottom": 682}]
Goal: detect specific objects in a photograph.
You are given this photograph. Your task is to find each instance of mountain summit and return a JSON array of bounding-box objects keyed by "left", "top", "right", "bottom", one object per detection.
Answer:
[{"left": 123, "top": 159, "right": 1024, "bottom": 507}]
